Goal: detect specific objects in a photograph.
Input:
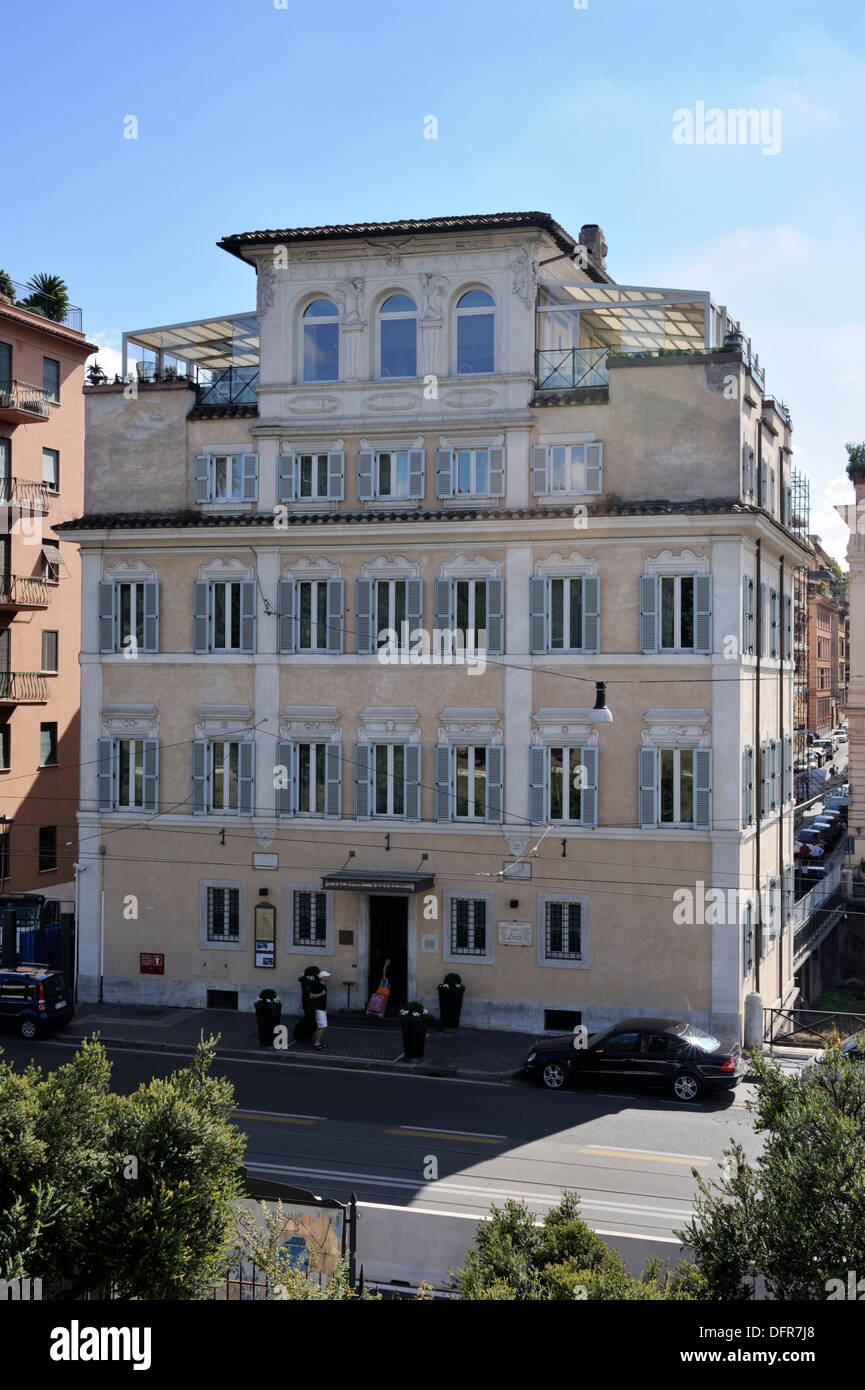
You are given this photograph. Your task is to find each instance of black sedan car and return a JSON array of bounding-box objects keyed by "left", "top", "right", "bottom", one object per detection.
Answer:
[{"left": 524, "top": 1017, "right": 745, "bottom": 1102}]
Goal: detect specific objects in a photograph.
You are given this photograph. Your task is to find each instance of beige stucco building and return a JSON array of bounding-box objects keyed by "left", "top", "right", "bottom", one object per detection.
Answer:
[{"left": 64, "top": 212, "right": 808, "bottom": 1038}]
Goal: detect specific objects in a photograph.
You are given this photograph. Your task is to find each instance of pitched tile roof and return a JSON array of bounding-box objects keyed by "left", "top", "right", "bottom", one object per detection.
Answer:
[
  {"left": 218, "top": 211, "right": 609, "bottom": 281},
  {"left": 56, "top": 499, "right": 753, "bottom": 533}
]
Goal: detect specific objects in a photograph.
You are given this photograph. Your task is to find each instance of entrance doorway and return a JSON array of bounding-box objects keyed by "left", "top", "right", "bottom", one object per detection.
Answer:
[{"left": 368, "top": 895, "right": 408, "bottom": 1012}]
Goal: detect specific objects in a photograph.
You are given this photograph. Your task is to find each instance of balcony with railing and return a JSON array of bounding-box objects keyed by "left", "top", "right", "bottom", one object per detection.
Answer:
[
  {"left": 0, "top": 672, "right": 49, "bottom": 703},
  {"left": 534, "top": 281, "right": 767, "bottom": 399},
  {"left": 0, "top": 381, "right": 53, "bottom": 423},
  {"left": 0, "top": 575, "right": 51, "bottom": 609},
  {"left": 0, "top": 477, "right": 50, "bottom": 511}
]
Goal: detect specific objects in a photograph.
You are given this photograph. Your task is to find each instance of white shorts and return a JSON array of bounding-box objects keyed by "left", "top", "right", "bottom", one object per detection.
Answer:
[{"left": 315, "top": 1010, "right": 327, "bottom": 1029}]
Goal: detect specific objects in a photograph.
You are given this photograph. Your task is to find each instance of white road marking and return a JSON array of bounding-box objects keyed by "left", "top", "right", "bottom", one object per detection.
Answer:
[
  {"left": 581, "top": 1143, "right": 712, "bottom": 1162},
  {"left": 244, "top": 1162, "right": 694, "bottom": 1221},
  {"left": 395, "top": 1124, "right": 507, "bottom": 1139}
]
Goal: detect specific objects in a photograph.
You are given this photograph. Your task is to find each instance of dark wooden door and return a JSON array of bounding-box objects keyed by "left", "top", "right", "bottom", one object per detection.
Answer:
[{"left": 368, "top": 896, "right": 408, "bottom": 1011}]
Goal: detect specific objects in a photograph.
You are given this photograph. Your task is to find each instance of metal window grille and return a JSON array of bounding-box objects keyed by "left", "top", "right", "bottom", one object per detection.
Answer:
[
  {"left": 293, "top": 890, "right": 327, "bottom": 946},
  {"left": 545, "top": 901, "right": 582, "bottom": 960},
  {"left": 450, "top": 898, "right": 487, "bottom": 955},
  {"left": 207, "top": 886, "right": 240, "bottom": 942}
]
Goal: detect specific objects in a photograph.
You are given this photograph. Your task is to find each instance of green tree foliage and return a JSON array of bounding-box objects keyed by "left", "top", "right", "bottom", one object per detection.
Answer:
[
  {"left": 0, "top": 1036, "right": 245, "bottom": 1298},
  {"left": 0, "top": 270, "right": 14, "bottom": 301},
  {"left": 846, "top": 441, "right": 865, "bottom": 480},
  {"left": 18, "top": 273, "right": 70, "bottom": 322},
  {"left": 680, "top": 1043, "right": 865, "bottom": 1299},
  {"left": 451, "top": 1192, "right": 708, "bottom": 1300}
]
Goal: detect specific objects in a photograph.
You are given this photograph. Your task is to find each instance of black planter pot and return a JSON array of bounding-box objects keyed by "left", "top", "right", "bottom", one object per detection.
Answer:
[
  {"left": 400, "top": 1012, "right": 427, "bottom": 1061},
  {"left": 255, "top": 1001, "right": 282, "bottom": 1047},
  {"left": 437, "top": 987, "right": 465, "bottom": 1033}
]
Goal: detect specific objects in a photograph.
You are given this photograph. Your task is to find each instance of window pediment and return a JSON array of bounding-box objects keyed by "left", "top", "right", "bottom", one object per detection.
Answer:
[
  {"left": 358, "top": 707, "right": 420, "bottom": 743},
  {"left": 361, "top": 554, "right": 420, "bottom": 580},
  {"left": 438, "top": 708, "right": 502, "bottom": 744},
  {"left": 644, "top": 549, "right": 709, "bottom": 576},
  {"left": 642, "top": 709, "right": 710, "bottom": 747},
  {"left": 534, "top": 552, "right": 598, "bottom": 577},
  {"left": 103, "top": 559, "right": 157, "bottom": 583},
  {"left": 198, "top": 557, "right": 254, "bottom": 582}
]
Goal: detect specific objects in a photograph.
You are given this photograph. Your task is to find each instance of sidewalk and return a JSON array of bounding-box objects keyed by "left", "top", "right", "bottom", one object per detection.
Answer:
[{"left": 62, "top": 1002, "right": 535, "bottom": 1081}]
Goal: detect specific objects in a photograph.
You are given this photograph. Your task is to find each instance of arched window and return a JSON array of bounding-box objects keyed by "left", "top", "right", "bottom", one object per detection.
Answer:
[
  {"left": 456, "top": 289, "right": 494, "bottom": 375},
  {"left": 302, "top": 299, "right": 339, "bottom": 382},
  {"left": 379, "top": 294, "right": 417, "bottom": 378}
]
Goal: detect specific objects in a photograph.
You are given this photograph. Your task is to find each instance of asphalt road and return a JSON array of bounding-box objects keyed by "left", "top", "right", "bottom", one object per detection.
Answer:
[{"left": 0, "top": 1036, "right": 771, "bottom": 1285}]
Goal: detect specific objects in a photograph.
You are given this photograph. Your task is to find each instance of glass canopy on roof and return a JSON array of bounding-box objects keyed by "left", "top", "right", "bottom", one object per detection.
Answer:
[
  {"left": 537, "top": 283, "right": 716, "bottom": 355},
  {"left": 121, "top": 313, "right": 258, "bottom": 376}
]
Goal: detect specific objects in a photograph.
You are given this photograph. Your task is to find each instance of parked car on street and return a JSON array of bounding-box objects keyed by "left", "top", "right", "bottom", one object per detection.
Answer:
[
  {"left": 0, "top": 965, "right": 74, "bottom": 1039},
  {"left": 804, "top": 1031, "right": 865, "bottom": 1081},
  {"left": 524, "top": 1017, "right": 745, "bottom": 1101}
]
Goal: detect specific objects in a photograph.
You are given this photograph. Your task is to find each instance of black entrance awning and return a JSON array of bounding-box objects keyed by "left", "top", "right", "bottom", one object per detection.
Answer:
[{"left": 321, "top": 870, "right": 434, "bottom": 895}]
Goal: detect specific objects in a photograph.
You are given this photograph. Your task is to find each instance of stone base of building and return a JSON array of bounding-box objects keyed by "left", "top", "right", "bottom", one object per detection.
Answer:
[{"left": 75, "top": 975, "right": 742, "bottom": 1040}]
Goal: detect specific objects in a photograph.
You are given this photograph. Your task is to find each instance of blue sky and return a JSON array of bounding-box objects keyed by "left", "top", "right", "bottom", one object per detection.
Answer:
[{"left": 2, "top": 0, "right": 863, "bottom": 559}]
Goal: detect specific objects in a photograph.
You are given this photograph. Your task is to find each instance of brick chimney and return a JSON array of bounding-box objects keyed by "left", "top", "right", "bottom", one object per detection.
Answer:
[{"left": 578, "top": 224, "right": 608, "bottom": 270}]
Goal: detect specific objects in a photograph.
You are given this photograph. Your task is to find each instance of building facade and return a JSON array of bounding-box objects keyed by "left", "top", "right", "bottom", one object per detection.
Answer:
[
  {"left": 67, "top": 212, "right": 807, "bottom": 1038},
  {"left": 0, "top": 284, "right": 90, "bottom": 897},
  {"left": 807, "top": 534, "right": 847, "bottom": 735}
]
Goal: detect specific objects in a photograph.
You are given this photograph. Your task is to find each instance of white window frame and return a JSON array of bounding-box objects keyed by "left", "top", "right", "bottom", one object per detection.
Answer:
[
  {"left": 453, "top": 744, "right": 493, "bottom": 821},
  {"left": 211, "top": 581, "right": 245, "bottom": 653},
  {"left": 532, "top": 442, "right": 603, "bottom": 497},
  {"left": 659, "top": 747, "right": 697, "bottom": 826},
  {"left": 454, "top": 449, "right": 492, "bottom": 496},
  {"left": 375, "top": 450, "right": 412, "bottom": 499},
  {"left": 547, "top": 746, "right": 587, "bottom": 823},
  {"left": 295, "top": 579, "right": 331, "bottom": 651},
  {"left": 210, "top": 739, "right": 242, "bottom": 814},
  {"left": 659, "top": 574, "right": 696, "bottom": 651},
  {"left": 296, "top": 452, "right": 332, "bottom": 499},
  {"left": 443, "top": 889, "right": 494, "bottom": 966},
  {"left": 375, "top": 578, "right": 408, "bottom": 646},
  {"left": 548, "top": 576, "right": 585, "bottom": 651},
  {"left": 537, "top": 893, "right": 589, "bottom": 970},
  {"left": 115, "top": 738, "right": 147, "bottom": 810},
  {"left": 295, "top": 741, "right": 329, "bottom": 816},
  {"left": 285, "top": 882, "right": 334, "bottom": 954},
  {"left": 199, "top": 879, "right": 246, "bottom": 952},
  {"left": 372, "top": 742, "right": 406, "bottom": 818},
  {"left": 194, "top": 452, "right": 258, "bottom": 504}
]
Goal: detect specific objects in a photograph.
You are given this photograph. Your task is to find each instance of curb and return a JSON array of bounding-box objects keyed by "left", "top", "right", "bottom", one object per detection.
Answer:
[{"left": 58, "top": 1031, "right": 522, "bottom": 1083}]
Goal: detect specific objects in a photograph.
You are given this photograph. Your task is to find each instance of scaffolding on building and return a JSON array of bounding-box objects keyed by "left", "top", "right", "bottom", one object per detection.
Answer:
[{"left": 791, "top": 468, "right": 812, "bottom": 803}]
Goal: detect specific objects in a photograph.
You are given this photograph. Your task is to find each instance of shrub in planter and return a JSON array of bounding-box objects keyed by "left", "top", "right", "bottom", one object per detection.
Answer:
[
  {"left": 399, "top": 1001, "right": 430, "bottom": 1061},
  {"left": 254, "top": 987, "right": 282, "bottom": 1047},
  {"left": 437, "top": 972, "right": 466, "bottom": 1032}
]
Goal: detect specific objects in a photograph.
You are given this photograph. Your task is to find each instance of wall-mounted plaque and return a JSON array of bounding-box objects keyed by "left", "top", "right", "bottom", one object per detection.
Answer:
[{"left": 498, "top": 921, "right": 532, "bottom": 946}]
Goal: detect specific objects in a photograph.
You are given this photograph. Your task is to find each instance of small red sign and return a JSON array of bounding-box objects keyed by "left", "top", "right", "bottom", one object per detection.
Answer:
[{"left": 139, "top": 952, "right": 164, "bottom": 975}]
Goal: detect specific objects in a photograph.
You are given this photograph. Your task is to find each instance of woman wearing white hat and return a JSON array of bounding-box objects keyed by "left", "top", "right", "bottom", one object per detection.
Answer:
[{"left": 309, "top": 970, "right": 331, "bottom": 1050}]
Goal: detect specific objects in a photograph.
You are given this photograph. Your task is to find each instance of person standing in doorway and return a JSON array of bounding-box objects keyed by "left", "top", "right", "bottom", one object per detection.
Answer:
[{"left": 310, "top": 970, "right": 331, "bottom": 1050}]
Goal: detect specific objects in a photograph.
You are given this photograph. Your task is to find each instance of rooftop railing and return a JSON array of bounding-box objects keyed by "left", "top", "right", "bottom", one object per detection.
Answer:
[{"left": 0, "top": 280, "right": 83, "bottom": 333}]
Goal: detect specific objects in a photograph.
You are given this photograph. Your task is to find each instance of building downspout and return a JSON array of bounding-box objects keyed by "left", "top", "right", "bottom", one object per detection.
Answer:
[{"left": 755, "top": 535, "right": 763, "bottom": 992}]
